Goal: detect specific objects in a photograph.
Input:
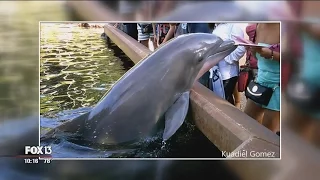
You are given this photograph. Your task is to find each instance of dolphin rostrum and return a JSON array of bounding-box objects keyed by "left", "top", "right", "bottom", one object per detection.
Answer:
[{"left": 42, "top": 33, "right": 237, "bottom": 146}]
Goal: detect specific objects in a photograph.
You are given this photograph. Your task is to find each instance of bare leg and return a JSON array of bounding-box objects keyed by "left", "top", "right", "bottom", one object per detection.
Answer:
[
  {"left": 233, "top": 83, "right": 241, "bottom": 109},
  {"left": 262, "top": 109, "right": 280, "bottom": 132},
  {"left": 151, "top": 37, "right": 158, "bottom": 49},
  {"left": 244, "top": 99, "right": 265, "bottom": 124}
]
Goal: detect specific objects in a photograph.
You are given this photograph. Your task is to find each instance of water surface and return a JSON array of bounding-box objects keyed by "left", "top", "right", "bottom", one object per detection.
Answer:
[{"left": 40, "top": 23, "right": 125, "bottom": 116}]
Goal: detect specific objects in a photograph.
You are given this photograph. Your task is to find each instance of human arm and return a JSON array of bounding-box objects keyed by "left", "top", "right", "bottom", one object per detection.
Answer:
[
  {"left": 249, "top": 46, "right": 280, "bottom": 62},
  {"left": 162, "top": 24, "right": 176, "bottom": 44},
  {"left": 254, "top": 47, "right": 280, "bottom": 62},
  {"left": 223, "top": 25, "right": 246, "bottom": 64},
  {"left": 152, "top": 23, "right": 157, "bottom": 43}
]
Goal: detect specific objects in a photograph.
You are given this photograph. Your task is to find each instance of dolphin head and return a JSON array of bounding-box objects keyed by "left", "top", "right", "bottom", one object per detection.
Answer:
[
  {"left": 183, "top": 33, "right": 236, "bottom": 66},
  {"left": 159, "top": 33, "right": 236, "bottom": 91}
]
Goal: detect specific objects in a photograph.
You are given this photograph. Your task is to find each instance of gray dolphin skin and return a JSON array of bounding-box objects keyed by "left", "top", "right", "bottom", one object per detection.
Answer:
[{"left": 42, "top": 33, "right": 237, "bottom": 145}]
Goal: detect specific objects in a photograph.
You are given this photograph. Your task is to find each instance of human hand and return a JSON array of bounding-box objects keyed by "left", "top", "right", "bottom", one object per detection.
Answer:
[
  {"left": 247, "top": 46, "right": 258, "bottom": 55},
  {"left": 253, "top": 47, "right": 272, "bottom": 59},
  {"left": 245, "top": 46, "right": 251, "bottom": 51}
]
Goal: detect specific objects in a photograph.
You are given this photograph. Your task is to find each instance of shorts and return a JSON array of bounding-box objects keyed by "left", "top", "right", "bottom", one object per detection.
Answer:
[{"left": 137, "top": 23, "right": 154, "bottom": 41}]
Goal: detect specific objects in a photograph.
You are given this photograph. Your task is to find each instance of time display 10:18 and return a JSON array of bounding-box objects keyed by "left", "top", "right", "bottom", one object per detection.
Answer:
[
  {"left": 24, "top": 158, "right": 39, "bottom": 164},
  {"left": 24, "top": 158, "right": 51, "bottom": 164}
]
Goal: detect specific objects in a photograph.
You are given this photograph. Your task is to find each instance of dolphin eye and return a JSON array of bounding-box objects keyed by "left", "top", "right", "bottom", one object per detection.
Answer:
[
  {"left": 196, "top": 49, "right": 207, "bottom": 63},
  {"left": 198, "top": 56, "right": 204, "bottom": 62},
  {"left": 197, "top": 53, "right": 205, "bottom": 63}
]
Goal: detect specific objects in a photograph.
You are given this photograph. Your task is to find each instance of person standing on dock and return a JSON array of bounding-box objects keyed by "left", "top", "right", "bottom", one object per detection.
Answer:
[
  {"left": 236, "top": 23, "right": 259, "bottom": 109},
  {"left": 157, "top": 23, "right": 177, "bottom": 47},
  {"left": 211, "top": 23, "right": 246, "bottom": 105},
  {"left": 137, "top": 23, "right": 157, "bottom": 50},
  {"left": 156, "top": 23, "right": 171, "bottom": 46},
  {"left": 244, "top": 23, "right": 280, "bottom": 133}
]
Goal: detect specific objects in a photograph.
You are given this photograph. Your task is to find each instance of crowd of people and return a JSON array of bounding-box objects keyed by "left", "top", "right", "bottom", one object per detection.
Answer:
[{"left": 114, "top": 22, "right": 281, "bottom": 136}]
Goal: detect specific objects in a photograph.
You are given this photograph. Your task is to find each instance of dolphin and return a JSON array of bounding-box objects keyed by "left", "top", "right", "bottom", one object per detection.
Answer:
[{"left": 41, "top": 33, "right": 236, "bottom": 145}]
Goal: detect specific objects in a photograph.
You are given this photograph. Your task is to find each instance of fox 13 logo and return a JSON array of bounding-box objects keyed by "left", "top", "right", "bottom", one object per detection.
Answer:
[
  {"left": 24, "top": 146, "right": 52, "bottom": 164},
  {"left": 24, "top": 146, "right": 52, "bottom": 156}
]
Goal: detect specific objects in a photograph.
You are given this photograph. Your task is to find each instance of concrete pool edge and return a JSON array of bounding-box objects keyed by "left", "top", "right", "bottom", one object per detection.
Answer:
[{"left": 103, "top": 23, "right": 280, "bottom": 158}]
